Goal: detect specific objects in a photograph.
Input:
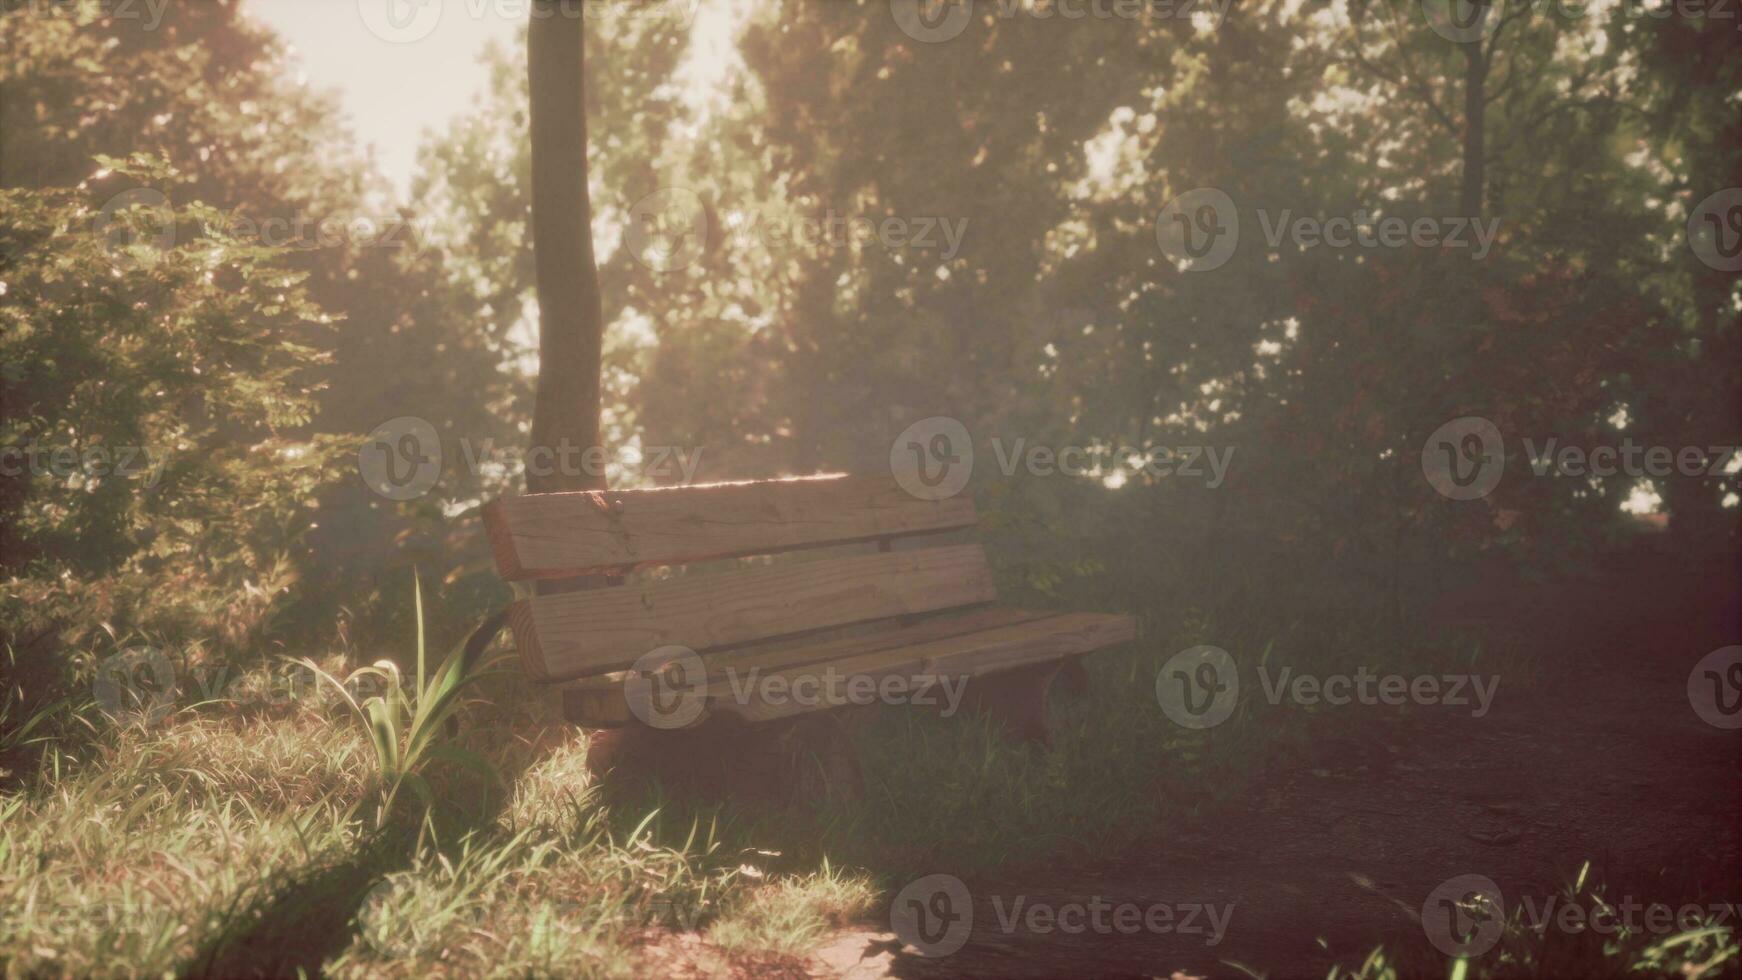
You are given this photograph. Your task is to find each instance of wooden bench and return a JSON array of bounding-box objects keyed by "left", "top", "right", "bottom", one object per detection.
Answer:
[{"left": 480, "top": 473, "right": 1135, "bottom": 799}]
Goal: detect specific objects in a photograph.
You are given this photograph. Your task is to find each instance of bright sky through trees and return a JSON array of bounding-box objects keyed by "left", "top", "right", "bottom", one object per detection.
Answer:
[
  {"left": 248, "top": 0, "right": 738, "bottom": 196},
  {"left": 246, "top": 1, "right": 522, "bottom": 194}
]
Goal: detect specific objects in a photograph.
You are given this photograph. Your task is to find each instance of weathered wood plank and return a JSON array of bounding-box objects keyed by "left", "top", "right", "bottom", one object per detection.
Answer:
[
  {"left": 559, "top": 607, "right": 1054, "bottom": 726},
  {"left": 483, "top": 473, "right": 976, "bottom": 580},
  {"left": 511, "top": 544, "right": 997, "bottom": 682},
  {"left": 714, "top": 611, "right": 1136, "bottom": 724},
  {"left": 560, "top": 609, "right": 1135, "bottom": 727}
]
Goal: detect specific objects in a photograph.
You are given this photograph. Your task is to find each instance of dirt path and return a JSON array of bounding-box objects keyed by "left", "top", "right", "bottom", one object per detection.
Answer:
[{"left": 811, "top": 561, "right": 1742, "bottom": 979}]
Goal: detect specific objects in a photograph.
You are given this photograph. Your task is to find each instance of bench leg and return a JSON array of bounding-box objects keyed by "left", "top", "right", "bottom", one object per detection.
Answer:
[
  {"left": 1054, "top": 654, "right": 1090, "bottom": 699},
  {"left": 962, "top": 658, "right": 1075, "bottom": 747},
  {"left": 582, "top": 711, "right": 862, "bottom": 807}
]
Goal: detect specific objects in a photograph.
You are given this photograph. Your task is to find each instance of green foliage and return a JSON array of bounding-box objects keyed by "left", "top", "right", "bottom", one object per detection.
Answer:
[
  {"left": 297, "top": 575, "right": 509, "bottom": 829},
  {"left": 409, "top": 1, "right": 1737, "bottom": 630},
  {"left": 1, "top": 2, "right": 526, "bottom": 720},
  {"left": 705, "top": 858, "right": 877, "bottom": 956},
  {"left": 1326, "top": 861, "right": 1742, "bottom": 979},
  {"left": 1, "top": 155, "right": 355, "bottom": 733},
  {"left": 1, "top": 156, "right": 344, "bottom": 576}
]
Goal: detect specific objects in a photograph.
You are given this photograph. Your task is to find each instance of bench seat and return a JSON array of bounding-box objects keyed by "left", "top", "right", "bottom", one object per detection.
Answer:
[{"left": 560, "top": 607, "right": 1136, "bottom": 726}]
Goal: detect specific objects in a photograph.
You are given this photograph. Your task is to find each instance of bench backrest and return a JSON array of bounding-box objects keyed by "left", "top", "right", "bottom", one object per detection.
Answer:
[{"left": 482, "top": 474, "right": 992, "bottom": 682}]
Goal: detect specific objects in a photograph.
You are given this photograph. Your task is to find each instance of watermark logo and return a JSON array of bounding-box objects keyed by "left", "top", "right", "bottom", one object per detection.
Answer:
[
  {"left": 1156, "top": 649, "right": 1501, "bottom": 728},
  {"left": 203, "top": 208, "right": 433, "bottom": 257},
  {"left": 718, "top": 668, "right": 970, "bottom": 716},
  {"left": 1257, "top": 209, "right": 1499, "bottom": 258},
  {"left": 1688, "top": 645, "right": 1742, "bottom": 730},
  {"left": 90, "top": 652, "right": 365, "bottom": 730},
  {"left": 626, "top": 188, "right": 709, "bottom": 272},
  {"left": 358, "top": 0, "right": 443, "bottom": 43},
  {"left": 891, "top": 875, "right": 1233, "bottom": 954},
  {"left": 457, "top": 439, "right": 704, "bottom": 488},
  {"left": 1158, "top": 191, "right": 1502, "bottom": 271},
  {"left": 1421, "top": 0, "right": 1505, "bottom": 43},
  {"left": 1523, "top": 439, "right": 1737, "bottom": 481},
  {"left": 1258, "top": 666, "right": 1499, "bottom": 717},
  {"left": 358, "top": 423, "right": 708, "bottom": 500},
  {"left": 624, "top": 645, "right": 708, "bottom": 730},
  {"left": 359, "top": 416, "right": 442, "bottom": 501},
  {"left": 627, "top": 189, "right": 971, "bottom": 270},
  {"left": 1422, "top": 416, "right": 1505, "bottom": 501},
  {"left": 891, "top": 0, "right": 1230, "bottom": 41},
  {"left": 16, "top": 0, "right": 169, "bottom": 31},
  {"left": 1156, "top": 188, "right": 1239, "bottom": 272},
  {"left": 990, "top": 438, "right": 1233, "bottom": 488},
  {"left": 890, "top": 0, "right": 977, "bottom": 41},
  {"left": 1422, "top": 874, "right": 1506, "bottom": 957},
  {"left": 987, "top": 895, "right": 1231, "bottom": 945},
  {"left": 1155, "top": 645, "right": 1239, "bottom": 729},
  {"left": 1516, "top": 893, "right": 1741, "bottom": 937},
  {"left": 642, "top": 898, "right": 705, "bottom": 930},
  {"left": 94, "top": 187, "right": 175, "bottom": 271},
  {"left": 889, "top": 418, "right": 1232, "bottom": 499},
  {"left": 624, "top": 651, "right": 974, "bottom": 725},
  {"left": 356, "top": 877, "right": 424, "bottom": 956},
  {"left": 360, "top": 1, "right": 703, "bottom": 42},
  {"left": 1687, "top": 188, "right": 1742, "bottom": 273},
  {"left": 890, "top": 874, "right": 975, "bottom": 956},
  {"left": 891, "top": 416, "right": 975, "bottom": 501},
  {"left": 719, "top": 209, "right": 970, "bottom": 261},
  {"left": 0, "top": 443, "right": 164, "bottom": 488},
  {"left": 93, "top": 646, "right": 177, "bottom": 726},
  {"left": 1423, "top": 415, "right": 1739, "bottom": 500}
]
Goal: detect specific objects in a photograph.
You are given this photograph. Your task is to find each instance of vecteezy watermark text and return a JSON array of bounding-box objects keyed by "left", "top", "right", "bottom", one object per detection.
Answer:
[
  {"left": 1423, "top": 873, "right": 1740, "bottom": 959},
  {"left": 88, "top": 188, "right": 431, "bottom": 267},
  {"left": 1420, "top": 415, "right": 1739, "bottom": 502},
  {"left": 93, "top": 646, "right": 336, "bottom": 726},
  {"left": 889, "top": 873, "right": 1233, "bottom": 957},
  {"left": 202, "top": 208, "right": 434, "bottom": 257},
  {"left": 14, "top": 0, "right": 169, "bottom": 30},
  {"left": 357, "top": 0, "right": 702, "bottom": 44},
  {"left": 357, "top": 416, "right": 705, "bottom": 500},
  {"left": 1412, "top": 0, "right": 1742, "bottom": 47},
  {"left": 621, "top": 646, "right": 971, "bottom": 729},
  {"left": 889, "top": 0, "right": 1232, "bottom": 44},
  {"left": 624, "top": 187, "right": 970, "bottom": 272},
  {"left": 1154, "top": 645, "right": 1501, "bottom": 729},
  {"left": 0, "top": 443, "right": 164, "bottom": 488},
  {"left": 889, "top": 416, "right": 1233, "bottom": 500},
  {"left": 1156, "top": 188, "right": 1502, "bottom": 272}
]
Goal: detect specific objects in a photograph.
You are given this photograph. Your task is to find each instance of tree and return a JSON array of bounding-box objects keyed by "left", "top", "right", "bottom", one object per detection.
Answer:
[
  {"left": 422, "top": 0, "right": 1736, "bottom": 614},
  {"left": 525, "top": 0, "right": 606, "bottom": 495},
  {"left": 0, "top": 1, "right": 521, "bottom": 657}
]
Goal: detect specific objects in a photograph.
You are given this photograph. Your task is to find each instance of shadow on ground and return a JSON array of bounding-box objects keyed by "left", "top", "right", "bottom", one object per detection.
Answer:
[{"left": 829, "top": 556, "right": 1742, "bottom": 978}]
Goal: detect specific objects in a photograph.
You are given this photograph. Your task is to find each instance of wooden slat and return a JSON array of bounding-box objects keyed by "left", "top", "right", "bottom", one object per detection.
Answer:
[
  {"left": 560, "top": 607, "right": 1053, "bottom": 725},
  {"left": 483, "top": 473, "right": 976, "bottom": 580},
  {"left": 704, "top": 607, "right": 1054, "bottom": 679},
  {"left": 717, "top": 611, "right": 1135, "bottom": 723},
  {"left": 562, "top": 609, "right": 1136, "bottom": 727},
  {"left": 510, "top": 544, "right": 997, "bottom": 682}
]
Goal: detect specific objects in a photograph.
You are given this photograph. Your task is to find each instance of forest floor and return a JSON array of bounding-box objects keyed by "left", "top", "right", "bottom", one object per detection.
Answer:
[
  {"left": 5, "top": 554, "right": 1738, "bottom": 979},
  {"left": 729, "top": 557, "right": 1742, "bottom": 979}
]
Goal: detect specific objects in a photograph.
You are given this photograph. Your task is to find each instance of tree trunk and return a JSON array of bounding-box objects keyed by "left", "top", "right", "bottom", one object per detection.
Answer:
[
  {"left": 527, "top": 0, "right": 605, "bottom": 496},
  {"left": 1460, "top": 34, "right": 1487, "bottom": 218}
]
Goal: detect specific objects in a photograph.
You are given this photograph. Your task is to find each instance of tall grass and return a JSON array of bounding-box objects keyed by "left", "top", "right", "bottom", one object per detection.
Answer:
[
  {"left": 297, "top": 574, "right": 509, "bottom": 829},
  {"left": 0, "top": 709, "right": 367, "bottom": 977}
]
